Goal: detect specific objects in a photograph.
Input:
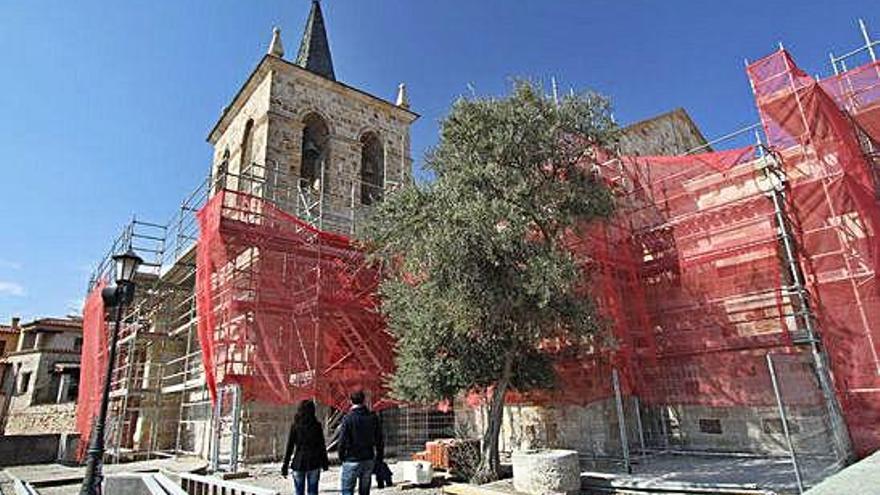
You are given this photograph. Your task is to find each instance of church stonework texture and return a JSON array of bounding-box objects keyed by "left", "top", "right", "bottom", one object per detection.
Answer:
[{"left": 208, "top": 1, "right": 416, "bottom": 236}]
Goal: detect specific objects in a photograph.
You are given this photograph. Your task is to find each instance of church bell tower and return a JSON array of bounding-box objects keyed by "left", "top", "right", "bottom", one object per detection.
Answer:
[{"left": 207, "top": 0, "right": 418, "bottom": 234}]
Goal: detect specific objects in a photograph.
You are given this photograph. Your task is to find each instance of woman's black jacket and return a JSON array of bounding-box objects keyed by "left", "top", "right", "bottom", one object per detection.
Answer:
[{"left": 283, "top": 419, "right": 330, "bottom": 472}]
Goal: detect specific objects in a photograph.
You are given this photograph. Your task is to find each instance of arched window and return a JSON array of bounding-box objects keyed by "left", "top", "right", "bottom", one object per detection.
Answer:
[
  {"left": 300, "top": 114, "right": 330, "bottom": 191},
  {"left": 240, "top": 119, "right": 254, "bottom": 171},
  {"left": 360, "top": 132, "right": 384, "bottom": 205}
]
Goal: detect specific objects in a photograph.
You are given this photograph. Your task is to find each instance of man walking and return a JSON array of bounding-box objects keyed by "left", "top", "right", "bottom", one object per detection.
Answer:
[{"left": 339, "top": 390, "right": 384, "bottom": 495}]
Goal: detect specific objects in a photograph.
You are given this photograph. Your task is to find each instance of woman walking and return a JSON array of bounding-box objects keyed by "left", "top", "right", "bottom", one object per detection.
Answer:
[{"left": 282, "top": 400, "right": 330, "bottom": 495}]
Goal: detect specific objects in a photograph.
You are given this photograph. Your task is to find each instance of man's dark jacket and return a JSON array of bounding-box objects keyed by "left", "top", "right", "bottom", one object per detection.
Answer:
[
  {"left": 338, "top": 406, "right": 384, "bottom": 462},
  {"left": 283, "top": 418, "right": 330, "bottom": 472}
]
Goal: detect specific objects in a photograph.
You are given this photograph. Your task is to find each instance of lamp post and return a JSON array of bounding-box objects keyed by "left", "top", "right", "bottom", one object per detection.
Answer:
[{"left": 80, "top": 249, "right": 143, "bottom": 495}]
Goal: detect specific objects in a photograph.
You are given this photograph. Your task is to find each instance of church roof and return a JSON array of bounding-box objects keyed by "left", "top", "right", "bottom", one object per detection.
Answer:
[{"left": 295, "top": 0, "right": 335, "bottom": 81}]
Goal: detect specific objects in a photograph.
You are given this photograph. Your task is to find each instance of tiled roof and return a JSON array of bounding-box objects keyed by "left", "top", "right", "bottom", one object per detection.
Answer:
[{"left": 21, "top": 316, "right": 83, "bottom": 332}]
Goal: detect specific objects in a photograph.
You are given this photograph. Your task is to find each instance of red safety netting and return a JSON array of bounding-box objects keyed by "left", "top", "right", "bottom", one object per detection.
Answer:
[
  {"left": 500, "top": 145, "right": 803, "bottom": 411},
  {"left": 748, "top": 50, "right": 880, "bottom": 456},
  {"left": 189, "top": 49, "right": 880, "bottom": 459},
  {"left": 821, "top": 60, "right": 880, "bottom": 144},
  {"left": 195, "top": 190, "right": 394, "bottom": 411},
  {"left": 75, "top": 279, "right": 109, "bottom": 461},
  {"left": 498, "top": 52, "right": 880, "bottom": 458},
  {"left": 619, "top": 147, "right": 799, "bottom": 408}
]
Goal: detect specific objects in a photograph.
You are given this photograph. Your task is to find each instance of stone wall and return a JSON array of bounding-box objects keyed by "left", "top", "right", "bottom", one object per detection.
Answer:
[
  {"left": 642, "top": 403, "right": 833, "bottom": 456},
  {"left": 208, "top": 55, "right": 416, "bottom": 236},
  {"left": 0, "top": 333, "right": 19, "bottom": 358},
  {"left": 619, "top": 108, "right": 708, "bottom": 157},
  {"left": 457, "top": 399, "right": 835, "bottom": 461},
  {"left": 210, "top": 65, "right": 273, "bottom": 190},
  {"left": 241, "top": 402, "right": 297, "bottom": 462},
  {"left": 457, "top": 399, "right": 636, "bottom": 459},
  {"left": 0, "top": 433, "right": 77, "bottom": 467},
  {"left": 176, "top": 387, "right": 214, "bottom": 459},
  {"left": 267, "top": 57, "right": 414, "bottom": 187},
  {"left": 2, "top": 350, "right": 79, "bottom": 416},
  {"left": 4, "top": 402, "right": 76, "bottom": 435},
  {"left": 3, "top": 352, "right": 41, "bottom": 407},
  {"left": 132, "top": 389, "right": 183, "bottom": 454}
]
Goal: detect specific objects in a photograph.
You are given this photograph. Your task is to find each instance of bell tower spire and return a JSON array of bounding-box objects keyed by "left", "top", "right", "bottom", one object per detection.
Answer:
[{"left": 295, "top": 0, "right": 336, "bottom": 81}]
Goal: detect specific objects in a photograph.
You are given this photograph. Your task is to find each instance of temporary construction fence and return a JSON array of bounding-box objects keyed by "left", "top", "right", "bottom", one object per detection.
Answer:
[
  {"left": 618, "top": 145, "right": 806, "bottom": 419},
  {"left": 194, "top": 183, "right": 454, "bottom": 466}
]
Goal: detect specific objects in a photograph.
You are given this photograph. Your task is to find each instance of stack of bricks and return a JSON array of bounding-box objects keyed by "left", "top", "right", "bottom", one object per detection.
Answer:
[
  {"left": 429, "top": 441, "right": 446, "bottom": 469},
  {"left": 411, "top": 439, "right": 481, "bottom": 471}
]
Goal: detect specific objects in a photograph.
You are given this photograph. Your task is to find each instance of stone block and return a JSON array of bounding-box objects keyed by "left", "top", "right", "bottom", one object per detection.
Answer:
[
  {"left": 104, "top": 473, "right": 186, "bottom": 495},
  {"left": 104, "top": 474, "right": 153, "bottom": 495},
  {"left": 0, "top": 434, "right": 61, "bottom": 466},
  {"left": 400, "top": 461, "right": 434, "bottom": 484}
]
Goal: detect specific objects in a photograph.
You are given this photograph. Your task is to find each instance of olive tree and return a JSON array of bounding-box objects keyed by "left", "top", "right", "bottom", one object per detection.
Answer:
[{"left": 361, "top": 80, "right": 616, "bottom": 481}]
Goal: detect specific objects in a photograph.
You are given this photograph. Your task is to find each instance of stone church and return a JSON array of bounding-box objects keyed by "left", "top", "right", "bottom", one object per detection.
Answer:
[
  {"left": 89, "top": 0, "right": 452, "bottom": 468},
  {"left": 87, "top": 0, "right": 726, "bottom": 470}
]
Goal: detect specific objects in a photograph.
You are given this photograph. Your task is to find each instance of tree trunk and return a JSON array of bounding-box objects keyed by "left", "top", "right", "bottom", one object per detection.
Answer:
[{"left": 475, "top": 351, "right": 514, "bottom": 483}]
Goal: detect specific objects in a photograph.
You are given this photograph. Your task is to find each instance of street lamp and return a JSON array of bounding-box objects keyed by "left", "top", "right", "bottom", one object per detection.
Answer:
[{"left": 80, "top": 249, "right": 143, "bottom": 495}]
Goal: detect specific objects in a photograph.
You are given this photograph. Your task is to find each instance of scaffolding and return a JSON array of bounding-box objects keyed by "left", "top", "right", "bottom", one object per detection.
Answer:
[
  {"left": 463, "top": 27, "right": 880, "bottom": 493},
  {"left": 76, "top": 21, "right": 880, "bottom": 492},
  {"left": 78, "top": 175, "right": 210, "bottom": 461},
  {"left": 77, "top": 159, "right": 446, "bottom": 466}
]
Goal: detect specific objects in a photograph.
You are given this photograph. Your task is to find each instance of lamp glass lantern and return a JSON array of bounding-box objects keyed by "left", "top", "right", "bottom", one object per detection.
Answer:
[{"left": 113, "top": 249, "right": 143, "bottom": 284}]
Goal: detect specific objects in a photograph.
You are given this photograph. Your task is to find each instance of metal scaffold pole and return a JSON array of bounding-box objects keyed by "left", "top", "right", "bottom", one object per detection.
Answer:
[
  {"left": 859, "top": 19, "right": 877, "bottom": 63},
  {"left": 766, "top": 353, "right": 805, "bottom": 494},
  {"left": 633, "top": 396, "right": 646, "bottom": 456},
  {"left": 230, "top": 384, "right": 241, "bottom": 473},
  {"left": 756, "top": 139, "right": 853, "bottom": 462},
  {"left": 210, "top": 389, "right": 222, "bottom": 472},
  {"left": 612, "top": 368, "right": 631, "bottom": 474}
]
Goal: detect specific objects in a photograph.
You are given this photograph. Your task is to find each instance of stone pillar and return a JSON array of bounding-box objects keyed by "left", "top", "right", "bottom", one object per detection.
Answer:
[{"left": 512, "top": 449, "right": 580, "bottom": 495}]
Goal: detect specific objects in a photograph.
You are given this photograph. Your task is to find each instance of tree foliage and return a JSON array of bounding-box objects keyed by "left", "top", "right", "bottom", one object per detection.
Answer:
[{"left": 360, "top": 80, "right": 617, "bottom": 479}]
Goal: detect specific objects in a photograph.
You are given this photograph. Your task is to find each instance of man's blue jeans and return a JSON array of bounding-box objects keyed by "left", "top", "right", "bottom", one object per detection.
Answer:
[
  {"left": 292, "top": 469, "right": 321, "bottom": 495},
  {"left": 341, "top": 460, "right": 374, "bottom": 495}
]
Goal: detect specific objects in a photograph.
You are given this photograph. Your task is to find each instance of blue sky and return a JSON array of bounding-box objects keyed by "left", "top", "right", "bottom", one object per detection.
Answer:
[{"left": 0, "top": 0, "right": 877, "bottom": 321}]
